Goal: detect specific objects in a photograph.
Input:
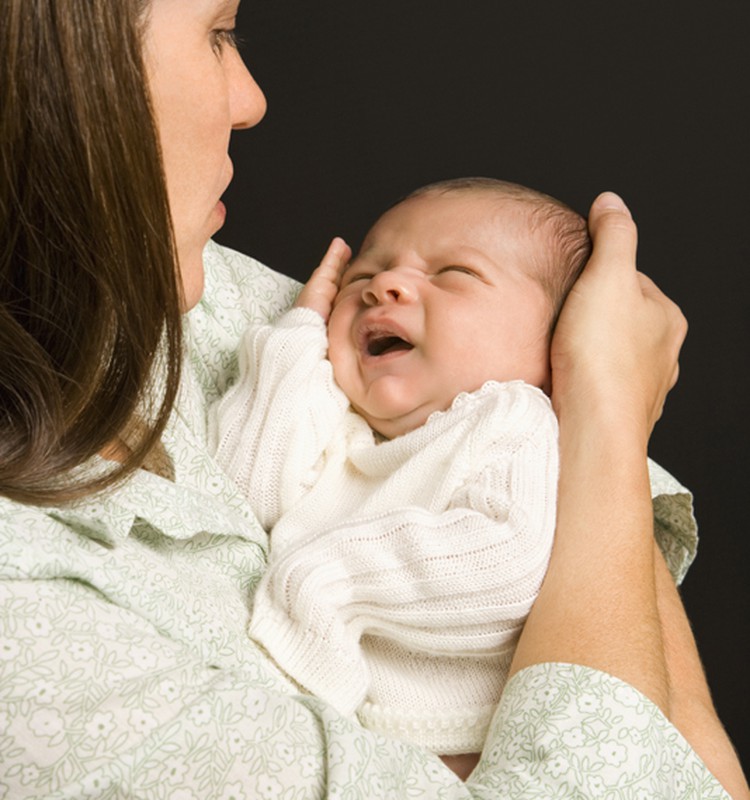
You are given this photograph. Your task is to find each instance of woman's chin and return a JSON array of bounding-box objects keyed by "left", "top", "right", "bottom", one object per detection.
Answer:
[{"left": 213, "top": 199, "right": 227, "bottom": 227}]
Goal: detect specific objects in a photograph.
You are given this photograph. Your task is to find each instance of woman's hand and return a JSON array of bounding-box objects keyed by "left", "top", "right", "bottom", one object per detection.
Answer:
[
  {"left": 511, "top": 192, "right": 686, "bottom": 711},
  {"left": 294, "top": 237, "right": 352, "bottom": 322},
  {"left": 550, "top": 192, "right": 687, "bottom": 441}
]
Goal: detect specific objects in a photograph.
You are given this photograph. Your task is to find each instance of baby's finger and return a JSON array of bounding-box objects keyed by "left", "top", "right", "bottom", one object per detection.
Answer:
[
  {"left": 314, "top": 237, "right": 352, "bottom": 284},
  {"left": 294, "top": 237, "right": 352, "bottom": 319}
]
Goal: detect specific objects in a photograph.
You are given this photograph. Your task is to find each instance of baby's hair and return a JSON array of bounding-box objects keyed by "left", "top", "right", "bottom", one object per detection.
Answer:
[{"left": 402, "top": 177, "right": 592, "bottom": 333}]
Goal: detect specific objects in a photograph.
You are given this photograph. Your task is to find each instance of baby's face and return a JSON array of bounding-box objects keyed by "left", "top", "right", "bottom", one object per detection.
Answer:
[{"left": 327, "top": 191, "right": 552, "bottom": 439}]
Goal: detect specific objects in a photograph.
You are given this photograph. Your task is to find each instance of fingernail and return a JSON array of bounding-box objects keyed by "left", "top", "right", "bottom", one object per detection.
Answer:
[{"left": 596, "top": 191, "right": 626, "bottom": 210}]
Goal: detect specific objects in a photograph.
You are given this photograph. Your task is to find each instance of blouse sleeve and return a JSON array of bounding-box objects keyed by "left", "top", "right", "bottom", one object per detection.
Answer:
[{"left": 470, "top": 662, "right": 731, "bottom": 798}]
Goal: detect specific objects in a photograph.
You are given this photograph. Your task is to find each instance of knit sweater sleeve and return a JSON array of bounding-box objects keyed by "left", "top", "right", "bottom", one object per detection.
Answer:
[
  {"left": 249, "top": 391, "right": 559, "bottom": 716},
  {"left": 208, "top": 307, "right": 349, "bottom": 530}
]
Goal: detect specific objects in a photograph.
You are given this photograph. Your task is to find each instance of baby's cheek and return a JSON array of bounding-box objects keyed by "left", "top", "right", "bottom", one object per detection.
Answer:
[{"left": 326, "top": 334, "right": 351, "bottom": 391}]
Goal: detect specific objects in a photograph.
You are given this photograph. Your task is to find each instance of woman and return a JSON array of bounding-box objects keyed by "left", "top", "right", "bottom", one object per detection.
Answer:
[{"left": 0, "top": 0, "right": 746, "bottom": 797}]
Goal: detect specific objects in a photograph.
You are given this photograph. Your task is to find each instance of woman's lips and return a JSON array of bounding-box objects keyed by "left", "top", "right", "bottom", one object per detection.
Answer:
[
  {"left": 210, "top": 199, "right": 227, "bottom": 233},
  {"left": 213, "top": 161, "right": 233, "bottom": 227}
]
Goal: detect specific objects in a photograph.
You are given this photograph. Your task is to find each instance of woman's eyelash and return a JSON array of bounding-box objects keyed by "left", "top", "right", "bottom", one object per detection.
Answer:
[{"left": 212, "top": 29, "right": 240, "bottom": 55}]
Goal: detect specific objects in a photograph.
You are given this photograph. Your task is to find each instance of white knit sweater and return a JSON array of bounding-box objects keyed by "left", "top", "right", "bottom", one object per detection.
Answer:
[{"left": 209, "top": 307, "right": 697, "bottom": 754}]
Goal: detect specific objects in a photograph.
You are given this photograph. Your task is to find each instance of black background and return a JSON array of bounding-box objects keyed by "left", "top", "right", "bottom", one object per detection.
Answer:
[{"left": 217, "top": 1, "right": 749, "bottom": 770}]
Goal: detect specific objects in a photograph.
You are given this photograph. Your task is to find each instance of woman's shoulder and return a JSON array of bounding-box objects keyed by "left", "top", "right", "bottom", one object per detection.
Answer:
[
  {"left": 185, "top": 241, "right": 302, "bottom": 404},
  {"left": 197, "top": 241, "right": 301, "bottom": 326}
]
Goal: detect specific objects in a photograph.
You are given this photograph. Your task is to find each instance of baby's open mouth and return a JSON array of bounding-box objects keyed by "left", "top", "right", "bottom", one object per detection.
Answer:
[{"left": 366, "top": 335, "right": 414, "bottom": 357}]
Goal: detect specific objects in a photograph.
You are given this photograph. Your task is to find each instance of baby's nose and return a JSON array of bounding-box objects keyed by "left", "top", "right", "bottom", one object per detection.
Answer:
[{"left": 362, "top": 271, "right": 417, "bottom": 305}]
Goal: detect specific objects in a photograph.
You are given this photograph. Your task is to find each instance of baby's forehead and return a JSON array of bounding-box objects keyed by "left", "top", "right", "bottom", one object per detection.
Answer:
[
  {"left": 398, "top": 187, "right": 522, "bottom": 218},
  {"left": 428, "top": 195, "right": 534, "bottom": 250},
  {"left": 360, "top": 190, "right": 529, "bottom": 248}
]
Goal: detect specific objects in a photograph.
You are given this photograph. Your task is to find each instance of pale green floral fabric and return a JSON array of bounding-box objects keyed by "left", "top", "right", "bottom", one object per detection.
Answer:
[{"left": 0, "top": 241, "right": 728, "bottom": 798}]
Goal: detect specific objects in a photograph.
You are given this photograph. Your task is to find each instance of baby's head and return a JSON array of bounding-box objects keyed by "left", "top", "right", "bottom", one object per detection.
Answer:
[{"left": 328, "top": 178, "right": 591, "bottom": 439}]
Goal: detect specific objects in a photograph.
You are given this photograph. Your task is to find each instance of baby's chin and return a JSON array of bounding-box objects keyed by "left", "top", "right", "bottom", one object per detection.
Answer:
[{"left": 355, "top": 402, "right": 441, "bottom": 441}]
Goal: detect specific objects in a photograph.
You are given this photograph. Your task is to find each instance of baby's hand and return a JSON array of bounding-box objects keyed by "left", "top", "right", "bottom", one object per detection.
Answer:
[{"left": 294, "top": 237, "right": 352, "bottom": 323}]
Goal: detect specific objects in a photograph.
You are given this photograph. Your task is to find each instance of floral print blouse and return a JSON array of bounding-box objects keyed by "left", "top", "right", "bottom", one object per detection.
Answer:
[{"left": 0, "top": 241, "right": 728, "bottom": 798}]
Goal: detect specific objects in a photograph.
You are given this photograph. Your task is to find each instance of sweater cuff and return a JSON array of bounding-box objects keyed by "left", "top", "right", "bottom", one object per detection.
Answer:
[
  {"left": 358, "top": 700, "right": 494, "bottom": 755},
  {"left": 248, "top": 591, "right": 368, "bottom": 717}
]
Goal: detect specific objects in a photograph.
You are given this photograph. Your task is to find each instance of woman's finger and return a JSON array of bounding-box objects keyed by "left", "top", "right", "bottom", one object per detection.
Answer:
[{"left": 585, "top": 192, "right": 638, "bottom": 278}]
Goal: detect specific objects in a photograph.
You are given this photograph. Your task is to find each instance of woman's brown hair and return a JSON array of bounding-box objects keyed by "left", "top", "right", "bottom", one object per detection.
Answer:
[{"left": 0, "top": 0, "right": 183, "bottom": 504}]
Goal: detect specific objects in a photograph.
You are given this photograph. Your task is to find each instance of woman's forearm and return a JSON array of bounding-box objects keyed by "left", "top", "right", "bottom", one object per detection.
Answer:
[{"left": 508, "top": 411, "right": 669, "bottom": 713}]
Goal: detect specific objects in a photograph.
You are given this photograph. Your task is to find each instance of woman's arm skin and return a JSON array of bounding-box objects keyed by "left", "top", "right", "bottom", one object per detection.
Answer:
[{"left": 509, "top": 193, "right": 748, "bottom": 797}]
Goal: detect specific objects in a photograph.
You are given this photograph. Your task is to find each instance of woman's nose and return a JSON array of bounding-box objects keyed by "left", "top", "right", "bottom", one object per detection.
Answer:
[
  {"left": 362, "top": 271, "right": 417, "bottom": 306},
  {"left": 230, "top": 52, "right": 267, "bottom": 130}
]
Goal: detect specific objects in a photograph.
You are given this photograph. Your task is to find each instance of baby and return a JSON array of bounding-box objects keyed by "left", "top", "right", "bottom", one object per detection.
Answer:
[{"left": 210, "top": 178, "right": 696, "bottom": 757}]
